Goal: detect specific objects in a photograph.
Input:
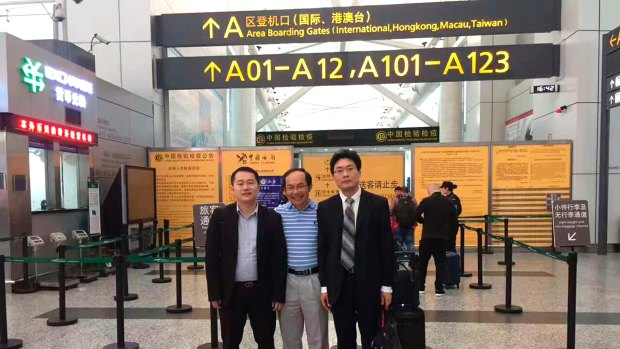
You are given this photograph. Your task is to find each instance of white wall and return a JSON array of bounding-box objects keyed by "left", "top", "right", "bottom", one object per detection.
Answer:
[{"left": 500, "top": 0, "right": 620, "bottom": 245}]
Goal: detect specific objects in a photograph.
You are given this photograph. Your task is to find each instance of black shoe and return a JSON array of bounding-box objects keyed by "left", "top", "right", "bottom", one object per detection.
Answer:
[{"left": 435, "top": 289, "right": 445, "bottom": 297}]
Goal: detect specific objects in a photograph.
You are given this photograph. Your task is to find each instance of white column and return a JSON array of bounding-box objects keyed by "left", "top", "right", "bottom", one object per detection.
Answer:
[
  {"left": 439, "top": 36, "right": 464, "bottom": 142},
  {"left": 228, "top": 88, "right": 256, "bottom": 146}
]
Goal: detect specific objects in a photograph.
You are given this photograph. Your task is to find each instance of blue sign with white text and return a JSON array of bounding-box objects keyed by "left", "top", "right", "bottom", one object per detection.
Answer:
[{"left": 259, "top": 176, "right": 282, "bottom": 209}]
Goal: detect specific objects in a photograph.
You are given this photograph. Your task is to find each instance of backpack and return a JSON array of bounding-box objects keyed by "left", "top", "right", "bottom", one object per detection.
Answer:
[{"left": 395, "top": 196, "right": 416, "bottom": 228}]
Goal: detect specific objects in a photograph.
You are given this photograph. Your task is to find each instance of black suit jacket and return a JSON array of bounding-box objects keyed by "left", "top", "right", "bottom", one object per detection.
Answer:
[
  {"left": 205, "top": 203, "right": 287, "bottom": 308},
  {"left": 414, "top": 192, "right": 458, "bottom": 240},
  {"left": 317, "top": 190, "right": 394, "bottom": 305}
]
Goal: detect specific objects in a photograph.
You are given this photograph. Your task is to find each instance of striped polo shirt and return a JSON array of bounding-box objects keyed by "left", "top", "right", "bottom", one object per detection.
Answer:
[{"left": 274, "top": 200, "right": 318, "bottom": 270}]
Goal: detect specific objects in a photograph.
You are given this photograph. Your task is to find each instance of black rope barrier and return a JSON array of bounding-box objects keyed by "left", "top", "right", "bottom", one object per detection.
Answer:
[
  {"left": 187, "top": 224, "right": 204, "bottom": 271},
  {"left": 469, "top": 228, "right": 492, "bottom": 290},
  {"left": 47, "top": 245, "right": 78, "bottom": 327},
  {"left": 165, "top": 240, "right": 192, "bottom": 314},
  {"left": 103, "top": 255, "right": 139, "bottom": 349},
  {"left": 0, "top": 255, "right": 23, "bottom": 349},
  {"left": 459, "top": 224, "right": 472, "bottom": 277}
]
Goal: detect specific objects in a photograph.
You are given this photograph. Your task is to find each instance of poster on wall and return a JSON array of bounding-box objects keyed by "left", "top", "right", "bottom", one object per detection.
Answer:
[
  {"left": 505, "top": 110, "right": 534, "bottom": 141},
  {"left": 301, "top": 152, "right": 404, "bottom": 203},
  {"left": 193, "top": 203, "right": 224, "bottom": 248},
  {"left": 258, "top": 176, "right": 282, "bottom": 209},
  {"left": 169, "top": 89, "right": 224, "bottom": 147},
  {"left": 88, "top": 182, "right": 101, "bottom": 236},
  {"left": 149, "top": 149, "right": 220, "bottom": 240},
  {"left": 413, "top": 145, "right": 489, "bottom": 245},
  {"left": 220, "top": 147, "right": 293, "bottom": 204},
  {"left": 491, "top": 143, "right": 572, "bottom": 247}
]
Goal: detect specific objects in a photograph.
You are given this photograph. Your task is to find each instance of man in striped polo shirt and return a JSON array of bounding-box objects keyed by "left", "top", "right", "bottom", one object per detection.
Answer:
[{"left": 275, "top": 168, "right": 328, "bottom": 349}]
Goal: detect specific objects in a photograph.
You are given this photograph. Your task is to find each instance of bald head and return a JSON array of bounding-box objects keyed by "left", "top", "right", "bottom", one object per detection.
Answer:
[{"left": 427, "top": 183, "right": 441, "bottom": 195}]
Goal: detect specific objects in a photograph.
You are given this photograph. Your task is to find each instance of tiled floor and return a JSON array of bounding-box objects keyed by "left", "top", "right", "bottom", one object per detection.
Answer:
[{"left": 4, "top": 251, "right": 620, "bottom": 348}]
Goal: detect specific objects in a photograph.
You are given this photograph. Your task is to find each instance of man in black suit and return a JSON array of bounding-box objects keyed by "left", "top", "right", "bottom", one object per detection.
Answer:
[
  {"left": 317, "top": 150, "right": 394, "bottom": 349},
  {"left": 206, "top": 166, "right": 287, "bottom": 349},
  {"left": 414, "top": 183, "right": 458, "bottom": 297}
]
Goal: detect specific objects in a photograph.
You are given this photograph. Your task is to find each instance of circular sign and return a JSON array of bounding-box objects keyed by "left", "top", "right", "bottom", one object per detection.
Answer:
[{"left": 376, "top": 131, "right": 387, "bottom": 143}]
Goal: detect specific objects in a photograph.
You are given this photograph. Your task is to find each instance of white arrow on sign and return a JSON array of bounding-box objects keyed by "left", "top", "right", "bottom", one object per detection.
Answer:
[
  {"left": 611, "top": 95, "right": 615, "bottom": 105},
  {"left": 612, "top": 79, "right": 616, "bottom": 89},
  {"left": 568, "top": 232, "right": 577, "bottom": 241}
]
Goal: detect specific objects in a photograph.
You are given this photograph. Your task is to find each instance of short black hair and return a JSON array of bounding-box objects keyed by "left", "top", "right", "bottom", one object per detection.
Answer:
[
  {"left": 231, "top": 166, "right": 259, "bottom": 185},
  {"left": 329, "top": 149, "right": 362, "bottom": 174},
  {"left": 282, "top": 168, "right": 312, "bottom": 188}
]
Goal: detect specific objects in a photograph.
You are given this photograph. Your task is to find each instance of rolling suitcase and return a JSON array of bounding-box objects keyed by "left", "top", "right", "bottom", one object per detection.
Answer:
[
  {"left": 393, "top": 305, "right": 426, "bottom": 349},
  {"left": 392, "top": 251, "right": 426, "bottom": 349},
  {"left": 444, "top": 251, "right": 461, "bottom": 288}
]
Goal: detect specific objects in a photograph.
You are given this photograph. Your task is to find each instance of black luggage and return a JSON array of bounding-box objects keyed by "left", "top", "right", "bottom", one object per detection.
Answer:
[
  {"left": 393, "top": 305, "right": 426, "bottom": 349},
  {"left": 444, "top": 251, "right": 461, "bottom": 288},
  {"left": 392, "top": 251, "right": 425, "bottom": 348}
]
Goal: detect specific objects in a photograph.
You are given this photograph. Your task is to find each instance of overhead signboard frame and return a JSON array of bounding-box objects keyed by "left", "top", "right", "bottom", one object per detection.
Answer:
[
  {"left": 157, "top": 44, "right": 560, "bottom": 90},
  {"left": 153, "top": 0, "right": 561, "bottom": 47},
  {"left": 256, "top": 127, "right": 439, "bottom": 147},
  {"left": 597, "top": 25, "right": 620, "bottom": 254}
]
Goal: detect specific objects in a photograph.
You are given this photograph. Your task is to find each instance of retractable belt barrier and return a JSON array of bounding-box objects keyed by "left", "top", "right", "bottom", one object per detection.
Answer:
[{"left": 461, "top": 223, "right": 577, "bottom": 349}]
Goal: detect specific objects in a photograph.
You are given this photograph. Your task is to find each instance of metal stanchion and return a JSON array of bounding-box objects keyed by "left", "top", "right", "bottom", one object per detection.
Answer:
[
  {"left": 469, "top": 229, "right": 492, "bottom": 290},
  {"left": 150, "top": 220, "right": 158, "bottom": 249},
  {"left": 131, "top": 223, "right": 149, "bottom": 269},
  {"left": 47, "top": 245, "right": 78, "bottom": 326},
  {"left": 566, "top": 252, "right": 578, "bottom": 349},
  {"left": 164, "top": 220, "right": 170, "bottom": 259},
  {"left": 498, "top": 219, "right": 515, "bottom": 266},
  {"left": 12, "top": 234, "right": 38, "bottom": 294},
  {"left": 152, "top": 228, "right": 171, "bottom": 284},
  {"left": 482, "top": 215, "right": 493, "bottom": 254},
  {"left": 187, "top": 224, "right": 204, "bottom": 271},
  {"left": 0, "top": 255, "right": 23, "bottom": 349},
  {"left": 114, "top": 235, "right": 138, "bottom": 302},
  {"left": 197, "top": 306, "right": 223, "bottom": 349},
  {"left": 103, "top": 255, "right": 139, "bottom": 349},
  {"left": 166, "top": 240, "right": 192, "bottom": 314},
  {"left": 494, "top": 237, "right": 522, "bottom": 313},
  {"left": 459, "top": 225, "right": 472, "bottom": 277}
]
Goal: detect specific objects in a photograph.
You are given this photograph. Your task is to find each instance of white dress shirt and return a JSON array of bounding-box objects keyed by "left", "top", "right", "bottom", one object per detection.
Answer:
[{"left": 322, "top": 187, "right": 392, "bottom": 294}]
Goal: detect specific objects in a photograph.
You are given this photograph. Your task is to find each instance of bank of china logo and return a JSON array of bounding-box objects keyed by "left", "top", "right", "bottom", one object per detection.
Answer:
[
  {"left": 22, "top": 57, "right": 45, "bottom": 93},
  {"left": 155, "top": 154, "right": 164, "bottom": 162},
  {"left": 256, "top": 134, "right": 266, "bottom": 145},
  {"left": 376, "top": 131, "right": 387, "bottom": 143}
]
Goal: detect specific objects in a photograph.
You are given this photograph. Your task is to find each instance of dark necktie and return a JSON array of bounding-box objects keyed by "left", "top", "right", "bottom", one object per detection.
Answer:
[{"left": 341, "top": 197, "right": 355, "bottom": 272}]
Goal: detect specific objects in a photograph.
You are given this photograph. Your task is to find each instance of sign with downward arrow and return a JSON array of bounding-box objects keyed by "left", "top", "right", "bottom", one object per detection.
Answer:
[{"left": 552, "top": 200, "right": 590, "bottom": 248}]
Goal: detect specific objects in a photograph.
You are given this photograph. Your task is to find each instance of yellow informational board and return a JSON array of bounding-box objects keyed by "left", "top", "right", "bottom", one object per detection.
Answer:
[
  {"left": 302, "top": 152, "right": 404, "bottom": 203},
  {"left": 491, "top": 143, "right": 572, "bottom": 246},
  {"left": 220, "top": 147, "right": 293, "bottom": 204},
  {"left": 413, "top": 145, "right": 490, "bottom": 246},
  {"left": 149, "top": 149, "right": 220, "bottom": 241}
]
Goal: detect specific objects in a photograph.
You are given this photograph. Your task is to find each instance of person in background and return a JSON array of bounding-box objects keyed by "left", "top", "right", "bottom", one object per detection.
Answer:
[
  {"left": 392, "top": 186, "right": 418, "bottom": 251},
  {"left": 440, "top": 181, "right": 462, "bottom": 252},
  {"left": 414, "top": 183, "right": 457, "bottom": 297},
  {"left": 275, "top": 168, "right": 328, "bottom": 349},
  {"left": 206, "top": 166, "right": 287, "bottom": 349}
]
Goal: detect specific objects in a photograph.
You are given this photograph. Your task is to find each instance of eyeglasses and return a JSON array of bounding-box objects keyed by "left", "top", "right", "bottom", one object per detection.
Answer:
[
  {"left": 285, "top": 184, "right": 308, "bottom": 192},
  {"left": 333, "top": 166, "right": 357, "bottom": 175}
]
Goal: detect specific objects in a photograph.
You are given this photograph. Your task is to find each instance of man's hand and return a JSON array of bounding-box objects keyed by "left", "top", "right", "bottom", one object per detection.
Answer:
[
  {"left": 320, "top": 293, "right": 331, "bottom": 311},
  {"left": 272, "top": 302, "right": 283, "bottom": 311},
  {"left": 381, "top": 292, "right": 392, "bottom": 310},
  {"left": 210, "top": 300, "right": 222, "bottom": 309}
]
